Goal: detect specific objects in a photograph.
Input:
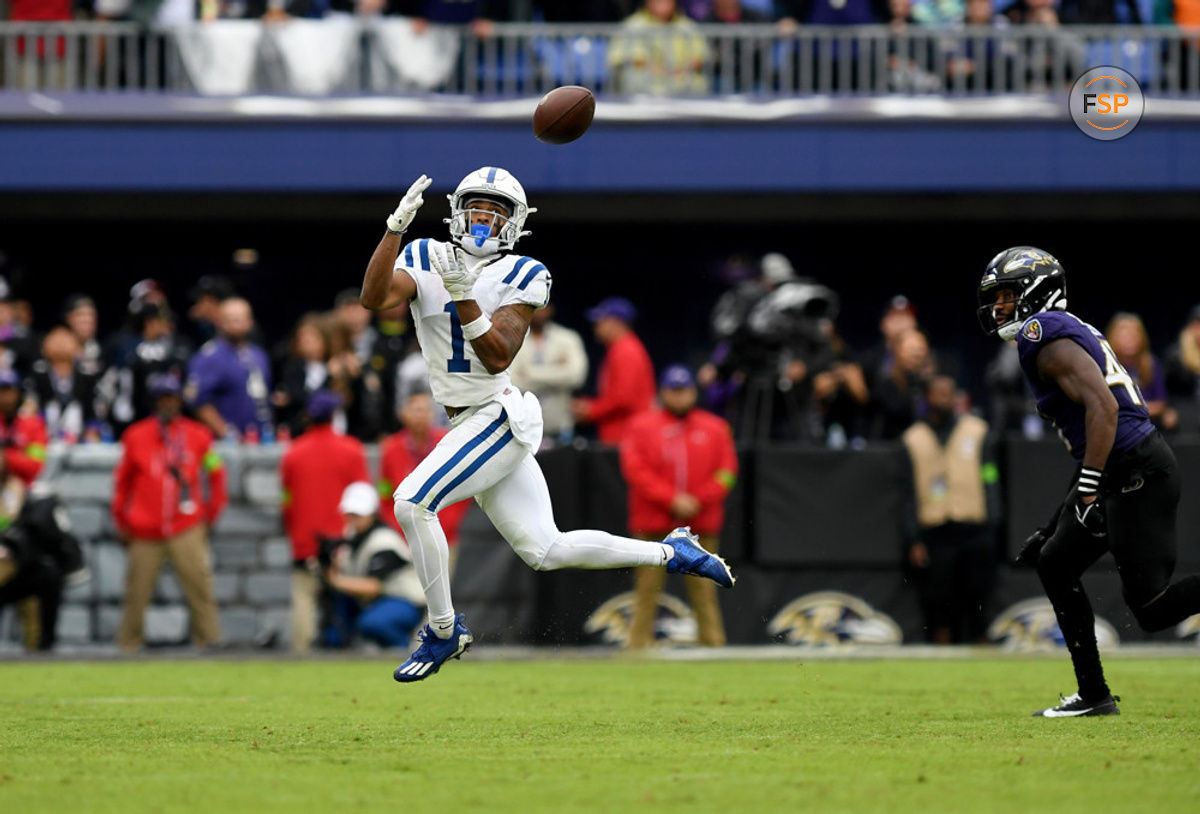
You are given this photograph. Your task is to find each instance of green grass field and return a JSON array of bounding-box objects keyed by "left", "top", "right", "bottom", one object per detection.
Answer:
[{"left": 2, "top": 654, "right": 1198, "bottom": 813}]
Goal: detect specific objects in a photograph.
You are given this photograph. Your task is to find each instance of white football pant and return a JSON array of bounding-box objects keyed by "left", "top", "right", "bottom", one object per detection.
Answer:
[{"left": 393, "top": 401, "right": 672, "bottom": 634}]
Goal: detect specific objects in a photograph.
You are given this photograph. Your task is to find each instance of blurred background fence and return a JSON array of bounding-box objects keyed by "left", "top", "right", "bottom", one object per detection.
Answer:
[{"left": 2, "top": 21, "right": 1199, "bottom": 96}]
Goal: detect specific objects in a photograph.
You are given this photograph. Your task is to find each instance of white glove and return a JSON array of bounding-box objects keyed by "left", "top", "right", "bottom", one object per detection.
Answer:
[
  {"left": 386, "top": 174, "right": 432, "bottom": 235},
  {"left": 430, "top": 244, "right": 479, "bottom": 301}
]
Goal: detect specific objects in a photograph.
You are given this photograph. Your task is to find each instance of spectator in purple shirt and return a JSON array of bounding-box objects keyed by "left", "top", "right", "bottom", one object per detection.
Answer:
[
  {"left": 1106, "top": 312, "right": 1176, "bottom": 433},
  {"left": 186, "top": 297, "right": 273, "bottom": 441}
]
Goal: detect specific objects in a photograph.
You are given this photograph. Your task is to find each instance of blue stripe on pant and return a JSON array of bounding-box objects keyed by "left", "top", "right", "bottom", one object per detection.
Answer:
[
  {"left": 429, "top": 429, "right": 515, "bottom": 510},
  {"left": 409, "top": 409, "right": 508, "bottom": 506}
]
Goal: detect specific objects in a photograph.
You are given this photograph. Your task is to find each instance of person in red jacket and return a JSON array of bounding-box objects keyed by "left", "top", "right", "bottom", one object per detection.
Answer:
[
  {"left": 377, "top": 391, "right": 471, "bottom": 572},
  {"left": 112, "top": 372, "right": 227, "bottom": 652},
  {"left": 572, "top": 297, "right": 656, "bottom": 445},
  {"left": 620, "top": 364, "right": 739, "bottom": 647},
  {"left": 279, "top": 389, "right": 370, "bottom": 653},
  {"left": 0, "top": 369, "right": 48, "bottom": 486}
]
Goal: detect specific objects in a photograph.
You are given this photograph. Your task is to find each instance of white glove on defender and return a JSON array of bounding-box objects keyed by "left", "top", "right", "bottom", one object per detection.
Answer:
[
  {"left": 386, "top": 174, "right": 432, "bottom": 235},
  {"left": 430, "top": 244, "right": 479, "bottom": 301}
]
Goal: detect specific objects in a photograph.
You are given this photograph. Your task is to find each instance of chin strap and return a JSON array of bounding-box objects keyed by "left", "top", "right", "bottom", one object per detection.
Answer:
[{"left": 997, "top": 321, "right": 1023, "bottom": 341}]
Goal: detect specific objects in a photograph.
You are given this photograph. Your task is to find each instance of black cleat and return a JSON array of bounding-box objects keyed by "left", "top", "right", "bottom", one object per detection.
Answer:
[{"left": 1032, "top": 692, "right": 1121, "bottom": 718}]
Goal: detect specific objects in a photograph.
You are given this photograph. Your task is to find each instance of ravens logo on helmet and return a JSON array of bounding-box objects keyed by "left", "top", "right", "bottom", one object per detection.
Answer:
[
  {"left": 1174, "top": 613, "right": 1200, "bottom": 643},
  {"left": 977, "top": 245, "right": 1067, "bottom": 342}
]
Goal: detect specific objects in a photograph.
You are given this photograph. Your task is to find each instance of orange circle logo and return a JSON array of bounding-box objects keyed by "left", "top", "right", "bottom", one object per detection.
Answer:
[{"left": 1070, "top": 66, "right": 1144, "bottom": 141}]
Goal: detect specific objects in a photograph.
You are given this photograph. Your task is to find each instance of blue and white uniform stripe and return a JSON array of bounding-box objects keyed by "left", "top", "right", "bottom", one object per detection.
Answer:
[{"left": 403, "top": 408, "right": 515, "bottom": 511}]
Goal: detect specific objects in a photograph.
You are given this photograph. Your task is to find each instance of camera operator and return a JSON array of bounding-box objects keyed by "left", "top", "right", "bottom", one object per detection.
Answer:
[
  {"left": 0, "top": 456, "right": 89, "bottom": 651},
  {"left": 319, "top": 482, "right": 426, "bottom": 650},
  {"left": 701, "top": 253, "right": 840, "bottom": 443}
]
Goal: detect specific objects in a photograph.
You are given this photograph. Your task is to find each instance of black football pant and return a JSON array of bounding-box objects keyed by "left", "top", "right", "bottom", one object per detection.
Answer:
[{"left": 1036, "top": 432, "right": 1200, "bottom": 700}]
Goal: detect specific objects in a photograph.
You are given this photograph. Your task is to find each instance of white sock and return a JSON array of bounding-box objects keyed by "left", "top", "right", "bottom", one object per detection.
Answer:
[
  {"left": 430, "top": 618, "right": 457, "bottom": 640},
  {"left": 394, "top": 500, "right": 455, "bottom": 638}
]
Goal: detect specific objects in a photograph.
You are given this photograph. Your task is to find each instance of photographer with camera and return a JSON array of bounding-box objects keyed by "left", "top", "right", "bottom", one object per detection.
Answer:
[
  {"left": 319, "top": 482, "right": 426, "bottom": 650},
  {"left": 0, "top": 456, "right": 89, "bottom": 651},
  {"left": 699, "top": 253, "right": 840, "bottom": 443}
]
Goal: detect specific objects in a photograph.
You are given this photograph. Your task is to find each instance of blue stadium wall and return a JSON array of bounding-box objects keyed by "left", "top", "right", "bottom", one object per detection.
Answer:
[{"left": 5, "top": 115, "right": 1200, "bottom": 193}]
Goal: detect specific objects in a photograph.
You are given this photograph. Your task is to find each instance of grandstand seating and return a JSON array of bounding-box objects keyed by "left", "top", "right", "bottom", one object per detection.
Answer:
[{"left": 1, "top": 21, "right": 1198, "bottom": 97}]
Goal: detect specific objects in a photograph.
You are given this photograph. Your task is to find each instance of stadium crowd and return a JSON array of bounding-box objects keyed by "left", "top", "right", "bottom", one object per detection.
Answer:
[
  {"left": 3, "top": 251, "right": 1200, "bottom": 652},
  {"left": 1, "top": 0, "right": 1174, "bottom": 26},
  {"left": 5, "top": 0, "right": 1197, "bottom": 97},
  {"left": 1, "top": 251, "right": 1198, "bottom": 454}
]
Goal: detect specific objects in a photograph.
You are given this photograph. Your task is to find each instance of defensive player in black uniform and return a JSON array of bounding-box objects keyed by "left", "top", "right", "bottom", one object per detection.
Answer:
[{"left": 978, "top": 246, "right": 1200, "bottom": 717}]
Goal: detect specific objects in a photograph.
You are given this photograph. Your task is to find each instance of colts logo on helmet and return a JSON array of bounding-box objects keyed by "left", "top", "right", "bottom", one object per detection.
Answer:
[
  {"left": 767, "top": 591, "right": 902, "bottom": 646},
  {"left": 988, "top": 598, "right": 1120, "bottom": 652},
  {"left": 583, "top": 592, "right": 698, "bottom": 645},
  {"left": 1175, "top": 613, "right": 1200, "bottom": 644},
  {"left": 1003, "top": 249, "right": 1056, "bottom": 274}
]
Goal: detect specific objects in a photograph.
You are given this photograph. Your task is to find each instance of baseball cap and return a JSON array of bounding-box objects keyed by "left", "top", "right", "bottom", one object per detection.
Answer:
[
  {"left": 62, "top": 293, "right": 96, "bottom": 316},
  {"left": 659, "top": 364, "right": 695, "bottom": 390},
  {"left": 884, "top": 295, "right": 916, "bottom": 317},
  {"left": 148, "top": 371, "right": 182, "bottom": 397},
  {"left": 306, "top": 388, "right": 341, "bottom": 421},
  {"left": 334, "top": 288, "right": 363, "bottom": 309},
  {"left": 128, "top": 279, "right": 166, "bottom": 318},
  {"left": 0, "top": 369, "right": 20, "bottom": 388},
  {"left": 339, "top": 481, "right": 380, "bottom": 517},
  {"left": 130, "top": 278, "right": 164, "bottom": 303},
  {"left": 760, "top": 253, "right": 797, "bottom": 285},
  {"left": 586, "top": 297, "right": 636, "bottom": 324},
  {"left": 188, "top": 274, "right": 235, "bottom": 304}
]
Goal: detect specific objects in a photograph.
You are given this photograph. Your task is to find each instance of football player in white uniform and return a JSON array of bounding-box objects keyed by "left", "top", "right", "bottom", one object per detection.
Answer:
[{"left": 361, "top": 167, "right": 736, "bottom": 682}]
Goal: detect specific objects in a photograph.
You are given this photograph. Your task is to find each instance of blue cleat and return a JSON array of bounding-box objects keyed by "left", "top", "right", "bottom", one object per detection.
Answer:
[
  {"left": 663, "top": 527, "right": 735, "bottom": 588},
  {"left": 393, "top": 615, "right": 473, "bottom": 683}
]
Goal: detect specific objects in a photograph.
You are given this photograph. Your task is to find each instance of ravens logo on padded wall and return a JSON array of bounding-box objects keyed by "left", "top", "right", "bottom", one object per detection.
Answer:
[
  {"left": 988, "top": 598, "right": 1120, "bottom": 652},
  {"left": 1175, "top": 613, "right": 1200, "bottom": 644},
  {"left": 767, "top": 591, "right": 903, "bottom": 646},
  {"left": 583, "top": 592, "right": 698, "bottom": 646}
]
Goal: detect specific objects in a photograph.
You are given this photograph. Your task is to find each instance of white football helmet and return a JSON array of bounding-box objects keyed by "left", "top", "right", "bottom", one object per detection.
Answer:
[{"left": 445, "top": 166, "right": 536, "bottom": 257}]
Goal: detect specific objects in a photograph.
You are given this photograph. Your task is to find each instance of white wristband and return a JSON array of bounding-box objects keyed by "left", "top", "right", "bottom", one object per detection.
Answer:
[
  {"left": 1077, "top": 466, "right": 1102, "bottom": 495},
  {"left": 461, "top": 315, "right": 492, "bottom": 341}
]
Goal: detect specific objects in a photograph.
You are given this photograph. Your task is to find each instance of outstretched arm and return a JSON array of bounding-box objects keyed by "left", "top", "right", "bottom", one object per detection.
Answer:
[
  {"left": 453, "top": 301, "right": 535, "bottom": 375},
  {"left": 361, "top": 175, "right": 430, "bottom": 311}
]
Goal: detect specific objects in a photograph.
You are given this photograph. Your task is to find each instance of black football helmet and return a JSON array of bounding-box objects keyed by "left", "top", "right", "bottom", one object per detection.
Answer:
[{"left": 977, "top": 246, "right": 1067, "bottom": 340}]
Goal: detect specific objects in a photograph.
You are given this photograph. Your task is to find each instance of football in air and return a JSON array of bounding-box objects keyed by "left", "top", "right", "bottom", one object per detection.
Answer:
[{"left": 533, "top": 85, "right": 596, "bottom": 145}]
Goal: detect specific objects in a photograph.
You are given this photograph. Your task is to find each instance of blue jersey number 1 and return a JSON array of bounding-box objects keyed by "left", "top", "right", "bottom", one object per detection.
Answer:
[{"left": 444, "top": 303, "right": 471, "bottom": 373}]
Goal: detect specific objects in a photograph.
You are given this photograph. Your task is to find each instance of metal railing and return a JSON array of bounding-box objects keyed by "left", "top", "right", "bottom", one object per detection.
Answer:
[{"left": 1, "top": 21, "right": 1198, "bottom": 97}]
